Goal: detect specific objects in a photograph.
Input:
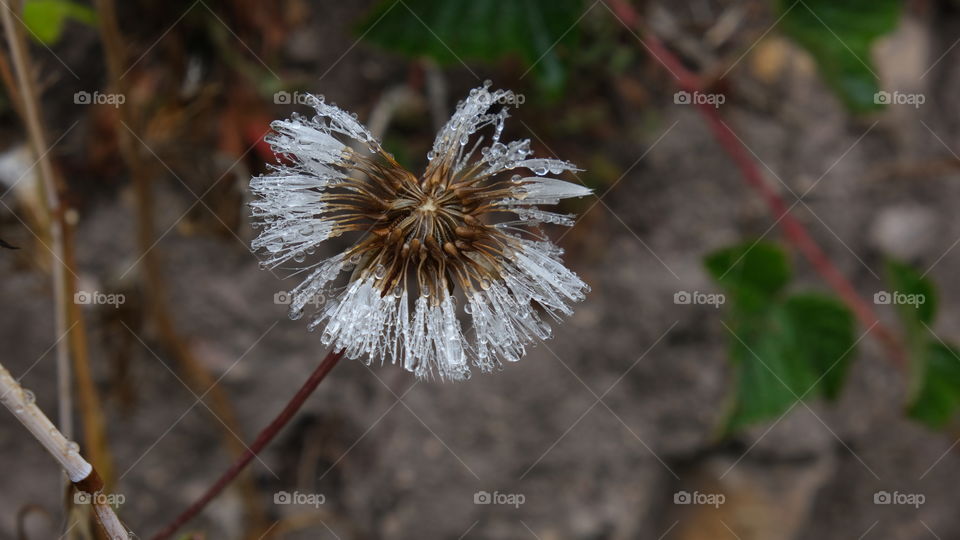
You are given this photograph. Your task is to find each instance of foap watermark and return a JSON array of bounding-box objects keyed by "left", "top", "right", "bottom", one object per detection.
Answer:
[
  {"left": 474, "top": 490, "right": 525, "bottom": 508},
  {"left": 274, "top": 91, "right": 313, "bottom": 105},
  {"left": 495, "top": 93, "right": 526, "bottom": 106},
  {"left": 74, "top": 90, "right": 125, "bottom": 108},
  {"left": 674, "top": 490, "right": 725, "bottom": 508},
  {"left": 74, "top": 290, "right": 125, "bottom": 308},
  {"left": 274, "top": 490, "right": 325, "bottom": 508},
  {"left": 674, "top": 90, "right": 725, "bottom": 108},
  {"left": 674, "top": 290, "right": 725, "bottom": 308},
  {"left": 874, "top": 490, "right": 924, "bottom": 508},
  {"left": 874, "top": 90, "right": 925, "bottom": 108},
  {"left": 74, "top": 491, "right": 126, "bottom": 507},
  {"left": 274, "top": 290, "right": 327, "bottom": 308},
  {"left": 874, "top": 290, "right": 925, "bottom": 309}
]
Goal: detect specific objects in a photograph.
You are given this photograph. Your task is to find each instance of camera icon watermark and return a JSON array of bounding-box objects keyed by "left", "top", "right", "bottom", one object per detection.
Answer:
[
  {"left": 673, "top": 90, "right": 725, "bottom": 108},
  {"left": 74, "top": 491, "right": 126, "bottom": 507},
  {"left": 474, "top": 490, "right": 525, "bottom": 508},
  {"left": 874, "top": 490, "right": 924, "bottom": 508},
  {"left": 873, "top": 290, "right": 925, "bottom": 309},
  {"left": 74, "top": 90, "right": 126, "bottom": 108},
  {"left": 273, "top": 490, "right": 325, "bottom": 508},
  {"left": 74, "top": 290, "right": 125, "bottom": 308},
  {"left": 873, "top": 90, "right": 925, "bottom": 108},
  {"left": 673, "top": 490, "right": 725, "bottom": 508},
  {"left": 274, "top": 91, "right": 312, "bottom": 105},
  {"left": 674, "top": 290, "right": 725, "bottom": 308}
]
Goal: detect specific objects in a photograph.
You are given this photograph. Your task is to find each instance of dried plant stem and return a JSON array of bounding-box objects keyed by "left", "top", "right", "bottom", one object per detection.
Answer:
[
  {"left": 0, "top": 362, "right": 129, "bottom": 539},
  {"left": 63, "top": 226, "right": 115, "bottom": 485},
  {"left": 93, "top": 0, "right": 267, "bottom": 533},
  {"left": 151, "top": 350, "right": 344, "bottom": 540},
  {"left": 606, "top": 0, "right": 907, "bottom": 368},
  {"left": 0, "top": 0, "right": 73, "bottom": 437},
  {"left": 0, "top": 0, "right": 114, "bottom": 493}
]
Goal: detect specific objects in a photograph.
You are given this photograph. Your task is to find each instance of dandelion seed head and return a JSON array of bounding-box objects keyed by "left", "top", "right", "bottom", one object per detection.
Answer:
[{"left": 251, "top": 83, "right": 591, "bottom": 380}]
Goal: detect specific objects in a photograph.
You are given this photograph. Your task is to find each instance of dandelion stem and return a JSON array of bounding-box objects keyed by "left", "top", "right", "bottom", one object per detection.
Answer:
[
  {"left": 605, "top": 0, "right": 907, "bottom": 369},
  {"left": 150, "top": 349, "right": 344, "bottom": 540}
]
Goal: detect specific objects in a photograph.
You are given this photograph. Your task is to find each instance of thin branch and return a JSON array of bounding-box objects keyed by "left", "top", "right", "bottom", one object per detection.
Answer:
[
  {"left": 93, "top": 0, "right": 267, "bottom": 532},
  {"left": 0, "top": 0, "right": 115, "bottom": 492},
  {"left": 150, "top": 349, "right": 344, "bottom": 540},
  {"left": 0, "top": 0, "right": 73, "bottom": 438},
  {"left": 0, "top": 362, "right": 129, "bottom": 539},
  {"left": 605, "top": 0, "right": 907, "bottom": 369}
]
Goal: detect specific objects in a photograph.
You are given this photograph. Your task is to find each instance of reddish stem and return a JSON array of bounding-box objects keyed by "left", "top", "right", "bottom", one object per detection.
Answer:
[
  {"left": 607, "top": 0, "right": 906, "bottom": 368},
  {"left": 150, "top": 349, "right": 344, "bottom": 540}
]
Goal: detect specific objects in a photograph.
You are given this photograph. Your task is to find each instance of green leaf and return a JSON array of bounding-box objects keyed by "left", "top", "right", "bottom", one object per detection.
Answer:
[
  {"left": 356, "top": 0, "right": 585, "bottom": 93},
  {"left": 883, "top": 259, "right": 936, "bottom": 327},
  {"left": 22, "top": 0, "right": 96, "bottom": 45},
  {"left": 908, "top": 342, "right": 960, "bottom": 428},
  {"left": 880, "top": 259, "right": 960, "bottom": 427},
  {"left": 707, "top": 242, "right": 857, "bottom": 433},
  {"left": 777, "top": 0, "right": 902, "bottom": 113},
  {"left": 782, "top": 294, "right": 856, "bottom": 399},
  {"left": 704, "top": 241, "right": 791, "bottom": 312},
  {"left": 882, "top": 259, "right": 938, "bottom": 402},
  {"left": 724, "top": 294, "right": 856, "bottom": 432}
]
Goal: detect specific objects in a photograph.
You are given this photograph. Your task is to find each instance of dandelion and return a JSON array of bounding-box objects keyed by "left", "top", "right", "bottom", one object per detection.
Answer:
[{"left": 251, "top": 82, "right": 590, "bottom": 380}]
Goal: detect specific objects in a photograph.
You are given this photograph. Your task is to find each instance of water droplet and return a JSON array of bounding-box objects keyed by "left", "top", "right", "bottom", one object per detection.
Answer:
[
  {"left": 23, "top": 390, "right": 34, "bottom": 405},
  {"left": 293, "top": 251, "right": 306, "bottom": 263},
  {"left": 464, "top": 303, "right": 473, "bottom": 314},
  {"left": 480, "top": 279, "right": 491, "bottom": 290},
  {"left": 426, "top": 151, "right": 435, "bottom": 161},
  {"left": 374, "top": 265, "right": 386, "bottom": 279},
  {"left": 299, "top": 224, "right": 313, "bottom": 236},
  {"left": 511, "top": 174, "right": 523, "bottom": 184},
  {"left": 266, "top": 242, "right": 282, "bottom": 253},
  {"left": 321, "top": 331, "right": 333, "bottom": 345},
  {"left": 349, "top": 253, "right": 362, "bottom": 264},
  {"left": 393, "top": 286, "right": 403, "bottom": 298},
  {"left": 534, "top": 167, "right": 548, "bottom": 176},
  {"left": 305, "top": 246, "right": 316, "bottom": 255}
]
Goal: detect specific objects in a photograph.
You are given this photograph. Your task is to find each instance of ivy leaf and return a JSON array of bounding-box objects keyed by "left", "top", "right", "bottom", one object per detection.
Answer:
[
  {"left": 22, "top": 0, "right": 96, "bottom": 45},
  {"left": 707, "top": 242, "right": 857, "bottom": 433},
  {"left": 357, "top": 0, "right": 585, "bottom": 93},
  {"left": 777, "top": 0, "right": 902, "bottom": 113}
]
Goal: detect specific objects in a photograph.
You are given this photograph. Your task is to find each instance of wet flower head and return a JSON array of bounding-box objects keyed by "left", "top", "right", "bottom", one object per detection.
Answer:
[{"left": 251, "top": 82, "right": 590, "bottom": 380}]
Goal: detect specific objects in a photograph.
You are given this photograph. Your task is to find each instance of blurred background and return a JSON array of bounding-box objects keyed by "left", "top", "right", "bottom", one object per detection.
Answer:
[{"left": 2, "top": 0, "right": 960, "bottom": 538}]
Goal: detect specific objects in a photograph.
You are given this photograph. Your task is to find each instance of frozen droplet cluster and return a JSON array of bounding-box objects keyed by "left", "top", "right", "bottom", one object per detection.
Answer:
[{"left": 251, "top": 84, "right": 591, "bottom": 381}]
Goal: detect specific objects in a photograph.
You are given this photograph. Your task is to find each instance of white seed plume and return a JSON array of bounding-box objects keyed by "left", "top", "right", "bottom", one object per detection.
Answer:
[{"left": 251, "top": 82, "right": 590, "bottom": 380}]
